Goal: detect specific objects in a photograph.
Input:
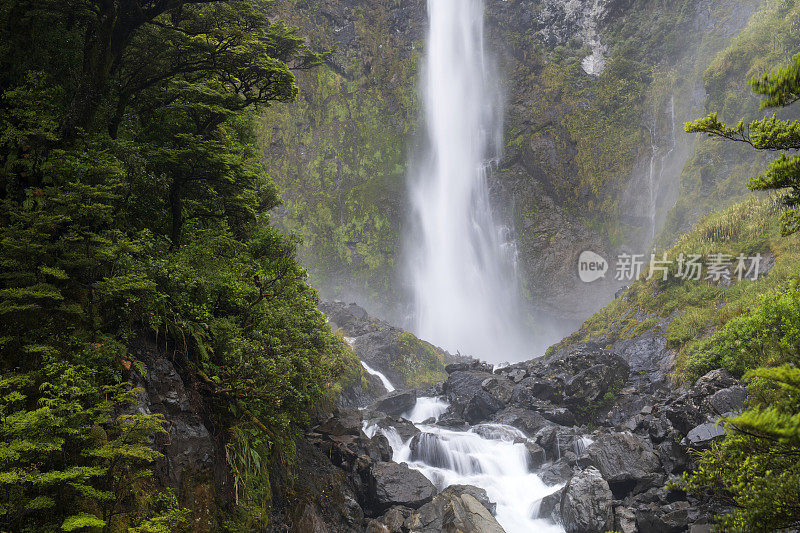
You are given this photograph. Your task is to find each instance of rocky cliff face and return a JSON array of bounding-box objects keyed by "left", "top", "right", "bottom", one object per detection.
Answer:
[{"left": 259, "top": 0, "right": 774, "bottom": 326}]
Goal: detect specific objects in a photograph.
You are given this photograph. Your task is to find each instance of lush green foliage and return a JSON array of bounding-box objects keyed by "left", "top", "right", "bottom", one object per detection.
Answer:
[
  {"left": 0, "top": 0, "right": 360, "bottom": 530},
  {"left": 680, "top": 363, "right": 800, "bottom": 531}
]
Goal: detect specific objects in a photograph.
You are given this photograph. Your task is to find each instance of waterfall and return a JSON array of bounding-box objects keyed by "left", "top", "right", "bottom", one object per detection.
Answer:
[
  {"left": 365, "top": 399, "right": 565, "bottom": 533},
  {"left": 406, "top": 0, "right": 533, "bottom": 363},
  {"left": 647, "top": 94, "right": 678, "bottom": 246},
  {"left": 360, "top": 361, "right": 396, "bottom": 392}
]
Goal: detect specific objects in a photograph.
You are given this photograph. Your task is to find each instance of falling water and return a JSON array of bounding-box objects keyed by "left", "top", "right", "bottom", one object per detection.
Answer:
[
  {"left": 646, "top": 95, "right": 678, "bottom": 245},
  {"left": 360, "top": 361, "right": 395, "bottom": 392},
  {"left": 406, "top": 0, "right": 533, "bottom": 363}
]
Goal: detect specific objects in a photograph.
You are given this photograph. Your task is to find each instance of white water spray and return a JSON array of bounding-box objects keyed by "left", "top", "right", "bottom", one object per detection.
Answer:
[
  {"left": 365, "top": 400, "right": 564, "bottom": 533},
  {"left": 407, "top": 0, "right": 533, "bottom": 363},
  {"left": 360, "top": 361, "right": 395, "bottom": 392}
]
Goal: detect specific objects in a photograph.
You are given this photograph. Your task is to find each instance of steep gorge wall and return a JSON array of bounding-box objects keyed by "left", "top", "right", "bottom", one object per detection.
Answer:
[{"left": 258, "top": 0, "right": 776, "bottom": 327}]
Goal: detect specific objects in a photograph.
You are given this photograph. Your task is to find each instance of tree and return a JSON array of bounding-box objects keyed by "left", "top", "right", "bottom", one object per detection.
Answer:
[{"left": 686, "top": 53, "right": 800, "bottom": 234}]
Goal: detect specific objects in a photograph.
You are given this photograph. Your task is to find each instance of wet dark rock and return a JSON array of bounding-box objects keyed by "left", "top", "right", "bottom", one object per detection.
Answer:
[
  {"left": 656, "top": 440, "right": 691, "bottom": 475},
  {"left": 525, "top": 441, "right": 547, "bottom": 470},
  {"left": 561, "top": 466, "right": 614, "bottom": 533},
  {"left": 492, "top": 407, "right": 551, "bottom": 437},
  {"left": 463, "top": 390, "right": 506, "bottom": 424},
  {"left": 506, "top": 367, "right": 528, "bottom": 383},
  {"left": 614, "top": 505, "right": 637, "bottom": 533},
  {"left": 368, "top": 461, "right": 437, "bottom": 514},
  {"left": 576, "top": 432, "right": 662, "bottom": 497},
  {"left": 539, "top": 460, "right": 574, "bottom": 485},
  {"left": 610, "top": 330, "right": 672, "bottom": 384},
  {"left": 535, "top": 425, "right": 580, "bottom": 461},
  {"left": 686, "top": 420, "right": 727, "bottom": 446},
  {"left": 533, "top": 486, "right": 565, "bottom": 521},
  {"left": 444, "top": 370, "right": 496, "bottom": 404},
  {"left": 539, "top": 405, "right": 577, "bottom": 426},
  {"left": 664, "top": 397, "right": 706, "bottom": 437},
  {"left": 481, "top": 376, "right": 515, "bottom": 404},
  {"left": 366, "top": 414, "right": 421, "bottom": 443},
  {"left": 377, "top": 506, "right": 413, "bottom": 532},
  {"left": 371, "top": 390, "right": 418, "bottom": 417},
  {"left": 127, "top": 337, "right": 218, "bottom": 518},
  {"left": 280, "top": 439, "right": 365, "bottom": 533},
  {"left": 338, "top": 372, "right": 387, "bottom": 409},
  {"left": 319, "top": 301, "right": 374, "bottom": 336},
  {"left": 693, "top": 368, "right": 738, "bottom": 394},
  {"left": 635, "top": 500, "right": 692, "bottom": 533},
  {"left": 526, "top": 344, "right": 629, "bottom": 423},
  {"left": 436, "top": 410, "right": 469, "bottom": 430},
  {"left": 445, "top": 360, "right": 494, "bottom": 374},
  {"left": 704, "top": 385, "right": 746, "bottom": 415},
  {"left": 316, "top": 408, "right": 363, "bottom": 437},
  {"left": 445, "top": 485, "right": 497, "bottom": 515}
]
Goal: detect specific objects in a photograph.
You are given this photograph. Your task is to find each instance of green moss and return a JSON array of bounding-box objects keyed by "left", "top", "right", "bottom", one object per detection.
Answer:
[
  {"left": 549, "top": 195, "right": 800, "bottom": 385},
  {"left": 392, "top": 331, "right": 448, "bottom": 388}
]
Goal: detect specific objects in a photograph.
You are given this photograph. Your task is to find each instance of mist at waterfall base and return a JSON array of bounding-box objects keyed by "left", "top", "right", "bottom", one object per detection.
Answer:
[
  {"left": 405, "top": 0, "right": 539, "bottom": 364},
  {"left": 364, "top": 396, "right": 565, "bottom": 533}
]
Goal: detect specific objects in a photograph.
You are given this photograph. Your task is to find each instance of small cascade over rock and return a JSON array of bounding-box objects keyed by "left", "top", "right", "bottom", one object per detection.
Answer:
[{"left": 365, "top": 397, "right": 565, "bottom": 532}]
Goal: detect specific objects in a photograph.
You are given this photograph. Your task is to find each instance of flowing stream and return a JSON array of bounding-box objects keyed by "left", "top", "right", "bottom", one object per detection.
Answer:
[
  {"left": 365, "top": 396, "right": 565, "bottom": 533},
  {"left": 406, "top": 0, "right": 533, "bottom": 363}
]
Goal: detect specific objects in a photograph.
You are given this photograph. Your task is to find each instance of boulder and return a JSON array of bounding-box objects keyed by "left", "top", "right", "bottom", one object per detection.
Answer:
[
  {"left": 693, "top": 369, "right": 738, "bottom": 395},
  {"left": 614, "top": 505, "right": 637, "bottom": 533},
  {"left": 293, "top": 503, "right": 331, "bottom": 533},
  {"left": 372, "top": 390, "right": 418, "bottom": 417},
  {"left": 445, "top": 360, "right": 494, "bottom": 374},
  {"left": 319, "top": 301, "right": 374, "bottom": 337},
  {"left": 378, "top": 506, "right": 413, "bottom": 532},
  {"left": 635, "top": 500, "right": 692, "bottom": 533},
  {"left": 444, "top": 370, "right": 496, "bottom": 406},
  {"left": 704, "top": 385, "right": 746, "bottom": 415},
  {"left": 481, "top": 376, "right": 515, "bottom": 404},
  {"left": 463, "top": 390, "right": 506, "bottom": 424},
  {"left": 539, "top": 405, "right": 576, "bottom": 426},
  {"left": 405, "top": 486, "right": 503, "bottom": 533},
  {"left": 492, "top": 407, "right": 551, "bottom": 437},
  {"left": 369, "top": 462, "right": 437, "bottom": 513},
  {"left": 686, "top": 420, "right": 726, "bottom": 446},
  {"left": 538, "top": 460, "right": 573, "bottom": 485},
  {"left": 367, "top": 414, "right": 422, "bottom": 443},
  {"left": 444, "top": 485, "right": 497, "bottom": 515},
  {"left": 535, "top": 425, "right": 579, "bottom": 461},
  {"left": 525, "top": 441, "right": 547, "bottom": 470},
  {"left": 576, "top": 431, "right": 661, "bottom": 497},
  {"left": 316, "top": 408, "right": 363, "bottom": 437},
  {"left": 560, "top": 467, "right": 614, "bottom": 533},
  {"left": 533, "top": 486, "right": 564, "bottom": 521}
]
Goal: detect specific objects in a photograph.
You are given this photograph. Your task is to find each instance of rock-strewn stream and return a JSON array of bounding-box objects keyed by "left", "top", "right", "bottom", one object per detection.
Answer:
[{"left": 287, "top": 302, "right": 748, "bottom": 532}]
